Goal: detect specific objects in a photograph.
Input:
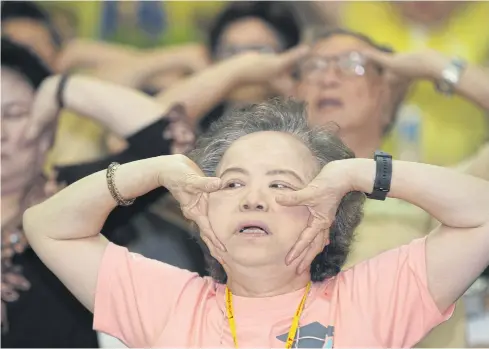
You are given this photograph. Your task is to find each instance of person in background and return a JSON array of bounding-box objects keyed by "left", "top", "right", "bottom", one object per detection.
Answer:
[
  {"left": 200, "top": 1, "right": 302, "bottom": 131},
  {"left": 0, "top": 37, "right": 216, "bottom": 346},
  {"left": 1, "top": 37, "right": 104, "bottom": 347},
  {"left": 1, "top": 1, "right": 211, "bottom": 166},
  {"left": 339, "top": 1, "right": 489, "bottom": 166},
  {"left": 1, "top": 0, "right": 108, "bottom": 166},
  {"left": 293, "top": 27, "right": 489, "bottom": 348}
]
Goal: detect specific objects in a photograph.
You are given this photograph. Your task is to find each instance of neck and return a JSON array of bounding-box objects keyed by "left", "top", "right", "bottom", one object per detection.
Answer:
[
  {"left": 339, "top": 128, "right": 381, "bottom": 159},
  {"left": 1, "top": 190, "right": 24, "bottom": 227},
  {"left": 225, "top": 263, "right": 311, "bottom": 297}
]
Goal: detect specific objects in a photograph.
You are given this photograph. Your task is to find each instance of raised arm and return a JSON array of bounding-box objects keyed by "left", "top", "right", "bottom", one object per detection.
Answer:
[
  {"left": 364, "top": 49, "right": 489, "bottom": 111},
  {"left": 352, "top": 160, "right": 489, "bottom": 311},
  {"left": 279, "top": 159, "right": 489, "bottom": 313},
  {"left": 155, "top": 46, "right": 310, "bottom": 127},
  {"left": 30, "top": 74, "right": 171, "bottom": 140},
  {"left": 56, "top": 39, "right": 140, "bottom": 72},
  {"left": 57, "top": 40, "right": 210, "bottom": 89},
  {"left": 29, "top": 76, "right": 193, "bottom": 241},
  {"left": 23, "top": 155, "right": 222, "bottom": 312}
]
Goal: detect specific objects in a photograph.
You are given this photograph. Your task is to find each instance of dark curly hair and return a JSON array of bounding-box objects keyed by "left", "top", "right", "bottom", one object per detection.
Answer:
[{"left": 187, "top": 98, "right": 365, "bottom": 283}]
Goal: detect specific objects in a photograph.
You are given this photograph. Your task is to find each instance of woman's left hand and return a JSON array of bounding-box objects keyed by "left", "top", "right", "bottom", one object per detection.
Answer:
[{"left": 275, "top": 161, "right": 352, "bottom": 273}]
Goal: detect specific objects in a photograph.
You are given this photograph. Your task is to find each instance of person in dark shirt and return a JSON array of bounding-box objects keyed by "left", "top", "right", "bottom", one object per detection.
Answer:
[{"left": 0, "top": 37, "right": 197, "bottom": 347}]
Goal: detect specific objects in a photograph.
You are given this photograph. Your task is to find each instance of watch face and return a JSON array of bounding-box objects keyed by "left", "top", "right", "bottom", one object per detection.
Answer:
[{"left": 444, "top": 69, "right": 458, "bottom": 84}]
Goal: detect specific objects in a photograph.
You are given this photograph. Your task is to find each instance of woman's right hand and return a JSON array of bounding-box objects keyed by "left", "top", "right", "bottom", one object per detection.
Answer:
[{"left": 158, "top": 155, "right": 226, "bottom": 251}]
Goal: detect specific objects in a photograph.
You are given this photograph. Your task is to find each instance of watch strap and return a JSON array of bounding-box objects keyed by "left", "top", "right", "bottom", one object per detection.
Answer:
[{"left": 366, "top": 150, "right": 392, "bottom": 201}]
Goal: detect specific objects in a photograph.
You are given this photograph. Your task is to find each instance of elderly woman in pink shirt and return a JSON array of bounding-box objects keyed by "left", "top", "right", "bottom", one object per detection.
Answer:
[{"left": 25, "top": 98, "right": 489, "bottom": 348}]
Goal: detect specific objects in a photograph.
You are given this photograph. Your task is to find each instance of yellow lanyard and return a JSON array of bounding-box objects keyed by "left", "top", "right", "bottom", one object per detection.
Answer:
[{"left": 225, "top": 281, "right": 312, "bottom": 348}]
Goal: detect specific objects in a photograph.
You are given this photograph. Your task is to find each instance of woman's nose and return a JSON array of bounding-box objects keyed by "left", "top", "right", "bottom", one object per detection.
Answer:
[{"left": 239, "top": 190, "right": 269, "bottom": 212}]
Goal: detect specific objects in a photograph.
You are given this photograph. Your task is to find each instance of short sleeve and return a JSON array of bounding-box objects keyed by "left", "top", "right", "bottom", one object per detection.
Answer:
[
  {"left": 93, "top": 242, "right": 206, "bottom": 347},
  {"left": 340, "top": 237, "right": 455, "bottom": 348}
]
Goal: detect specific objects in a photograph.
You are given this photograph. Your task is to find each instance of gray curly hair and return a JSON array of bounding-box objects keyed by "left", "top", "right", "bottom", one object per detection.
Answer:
[{"left": 187, "top": 98, "right": 365, "bottom": 283}]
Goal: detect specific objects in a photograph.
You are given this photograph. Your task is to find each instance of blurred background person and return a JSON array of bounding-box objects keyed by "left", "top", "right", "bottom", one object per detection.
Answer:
[
  {"left": 200, "top": 1, "right": 301, "bottom": 131},
  {"left": 332, "top": 1, "right": 489, "bottom": 166},
  {"left": 1, "top": 1, "right": 108, "bottom": 166},
  {"left": 293, "top": 27, "right": 489, "bottom": 348},
  {"left": 0, "top": 38, "right": 101, "bottom": 347},
  {"left": 0, "top": 36, "right": 208, "bottom": 346}
]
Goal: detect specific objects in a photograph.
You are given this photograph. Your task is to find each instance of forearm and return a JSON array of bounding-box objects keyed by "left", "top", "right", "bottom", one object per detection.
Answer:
[
  {"left": 454, "top": 65, "right": 489, "bottom": 110},
  {"left": 348, "top": 159, "right": 489, "bottom": 228},
  {"left": 155, "top": 59, "right": 242, "bottom": 127},
  {"left": 25, "top": 156, "right": 170, "bottom": 242},
  {"left": 428, "top": 56, "right": 489, "bottom": 111},
  {"left": 56, "top": 39, "right": 139, "bottom": 72},
  {"left": 140, "top": 47, "right": 194, "bottom": 75},
  {"left": 41, "top": 75, "right": 170, "bottom": 136}
]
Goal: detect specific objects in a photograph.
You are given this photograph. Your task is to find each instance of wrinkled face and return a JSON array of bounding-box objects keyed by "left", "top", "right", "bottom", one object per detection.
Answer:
[
  {"left": 296, "top": 35, "right": 386, "bottom": 134},
  {"left": 1, "top": 67, "right": 51, "bottom": 194},
  {"left": 215, "top": 17, "right": 283, "bottom": 60},
  {"left": 2, "top": 19, "right": 58, "bottom": 68},
  {"left": 208, "top": 131, "right": 318, "bottom": 268},
  {"left": 393, "top": 1, "right": 464, "bottom": 26}
]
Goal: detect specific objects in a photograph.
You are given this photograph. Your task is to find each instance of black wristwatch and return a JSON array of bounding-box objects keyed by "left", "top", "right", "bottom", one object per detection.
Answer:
[{"left": 366, "top": 151, "right": 392, "bottom": 201}]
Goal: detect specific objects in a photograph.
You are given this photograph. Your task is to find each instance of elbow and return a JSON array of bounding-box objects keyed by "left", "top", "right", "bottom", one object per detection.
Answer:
[{"left": 22, "top": 204, "right": 45, "bottom": 243}]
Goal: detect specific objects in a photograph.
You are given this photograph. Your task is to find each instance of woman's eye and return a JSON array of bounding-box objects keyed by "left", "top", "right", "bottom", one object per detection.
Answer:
[
  {"left": 224, "top": 182, "right": 243, "bottom": 189},
  {"left": 270, "top": 183, "right": 291, "bottom": 190}
]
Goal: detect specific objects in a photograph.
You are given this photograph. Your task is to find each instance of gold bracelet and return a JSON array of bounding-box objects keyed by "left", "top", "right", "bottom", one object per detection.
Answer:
[{"left": 106, "top": 162, "right": 135, "bottom": 206}]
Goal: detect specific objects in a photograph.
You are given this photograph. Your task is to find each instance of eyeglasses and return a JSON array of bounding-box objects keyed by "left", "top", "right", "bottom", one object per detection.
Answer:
[
  {"left": 215, "top": 44, "right": 279, "bottom": 60},
  {"left": 298, "top": 51, "right": 369, "bottom": 82}
]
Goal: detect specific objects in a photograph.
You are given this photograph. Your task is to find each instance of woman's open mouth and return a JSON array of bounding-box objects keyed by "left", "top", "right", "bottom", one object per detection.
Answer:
[{"left": 236, "top": 221, "right": 271, "bottom": 236}]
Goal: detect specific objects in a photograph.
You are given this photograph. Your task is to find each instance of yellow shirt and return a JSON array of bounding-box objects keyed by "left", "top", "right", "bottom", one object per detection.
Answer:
[
  {"left": 45, "top": 111, "right": 107, "bottom": 172},
  {"left": 342, "top": 2, "right": 489, "bottom": 166}
]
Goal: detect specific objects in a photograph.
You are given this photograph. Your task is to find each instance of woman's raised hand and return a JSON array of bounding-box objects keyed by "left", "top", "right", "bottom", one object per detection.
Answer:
[
  {"left": 276, "top": 161, "right": 354, "bottom": 273},
  {"left": 158, "top": 155, "right": 225, "bottom": 252},
  {"left": 233, "top": 45, "right": 310, "bottom": 88}
]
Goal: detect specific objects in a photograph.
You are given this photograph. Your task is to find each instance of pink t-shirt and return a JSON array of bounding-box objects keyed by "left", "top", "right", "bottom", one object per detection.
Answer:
[{"left": 93, "top": 237, "right": 454, "bottom": 348}]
